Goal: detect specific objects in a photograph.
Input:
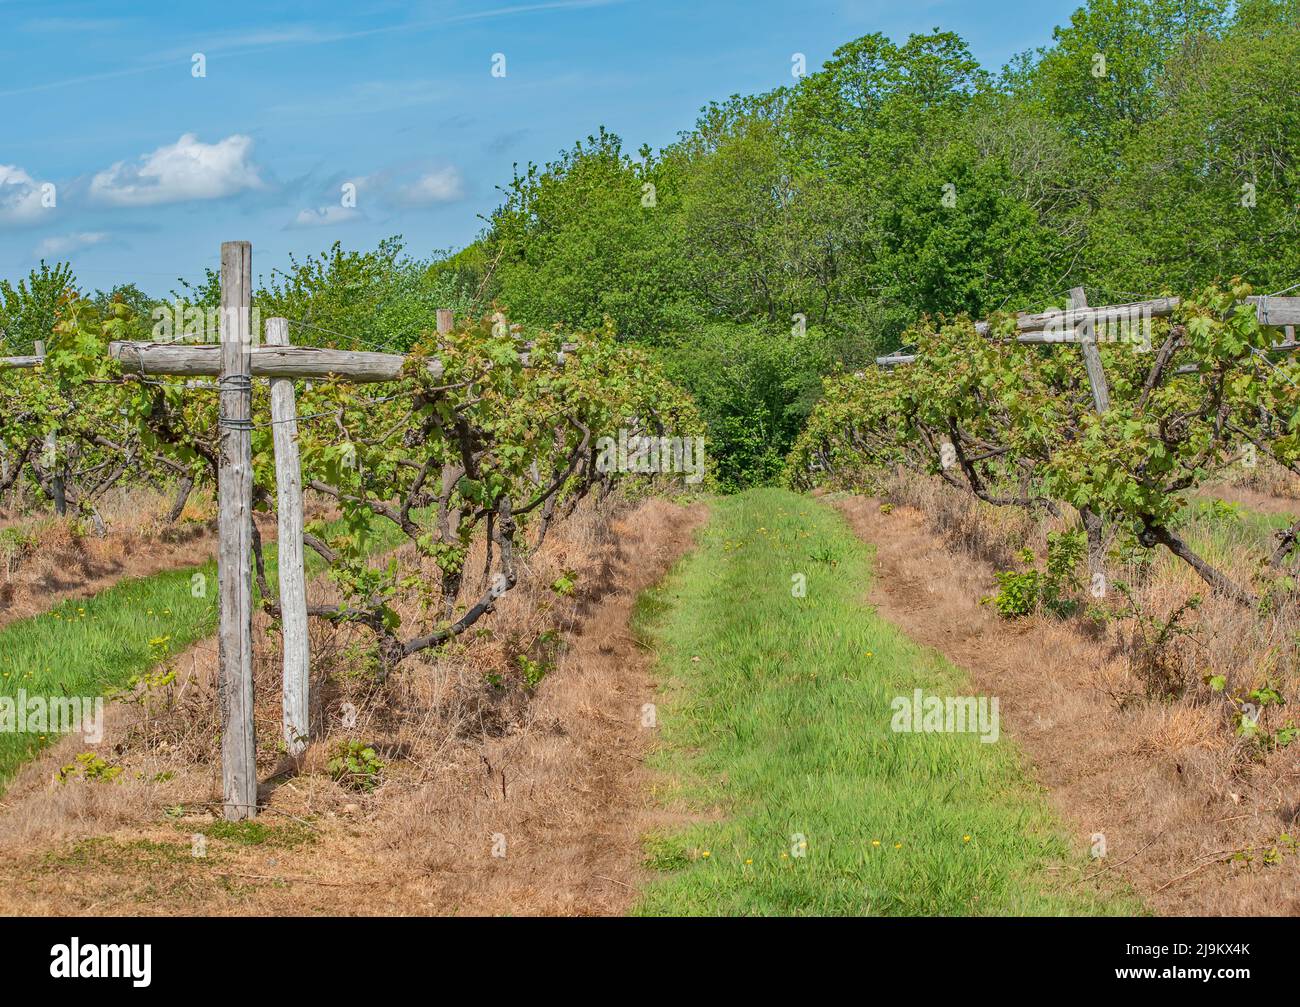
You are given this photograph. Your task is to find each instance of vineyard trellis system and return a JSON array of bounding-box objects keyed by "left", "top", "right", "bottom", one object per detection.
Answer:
[
  {"left": 0, "top": 241, "right": 702, "bottom": 820},
  {"left": 793, "top": 278, "right": 1300, "bottom": 609}
]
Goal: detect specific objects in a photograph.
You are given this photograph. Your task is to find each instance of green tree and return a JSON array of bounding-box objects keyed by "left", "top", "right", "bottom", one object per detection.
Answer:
[
  {"left": 1089, "top": 24, "right": 1300, "bottom": 292},
  {"left": 0, "top": 261, "right": 77, "bottom": 354}
]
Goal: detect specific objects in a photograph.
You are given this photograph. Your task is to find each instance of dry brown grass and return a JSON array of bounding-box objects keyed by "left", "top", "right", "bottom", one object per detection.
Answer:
[
  {"left": 879, "top": 467, "right": 1039, "bottom": 569},
  {"left": 0, "top": 486, "right": 332, "bottom": 630},
  {"left": 837, "top": 474, "right": 1300, "bottom": 916},
  {"left": 0, "top": 492, "right": 706, "bottom": 916},
  {"left": 0, "top": 487, "right": 221, "bottom": 630},
  {"left": 1222, "top": 455, "right": 1300, "bottom": 502}
]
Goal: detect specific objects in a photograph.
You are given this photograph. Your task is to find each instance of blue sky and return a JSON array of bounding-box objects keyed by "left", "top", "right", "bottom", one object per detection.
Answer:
[{"left": 0, "top": 0, "right": 1082, "bottom": 296}]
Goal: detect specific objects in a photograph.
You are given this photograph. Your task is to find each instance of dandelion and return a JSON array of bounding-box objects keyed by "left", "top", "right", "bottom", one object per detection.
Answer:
[
  {"left": 701, "top": 850, "right": 710, "bottom": 858},
  {"left": 744, "top": 858, "right": 753, "bottom": 865},
  {"left": 894, "top": 842, "right": 902, "bottom": 849},
  {"left": 871, "top": 840, "right": 880, "bottom": 847},
  {"left": 963, "top": 835, "right": 971, "bottom": 843}
]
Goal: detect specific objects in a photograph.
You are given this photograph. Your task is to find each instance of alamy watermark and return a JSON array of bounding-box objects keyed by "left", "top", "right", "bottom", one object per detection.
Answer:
[
  {"left": 149, "top": 303, "right": 263, "bottom": 345},
  {"left": 890, "top": 689, "right": 999, "bottom": 743},
  {"left": 0, "top": 690, "right": 104, "bottom": 743},
  {"left": 595, "top": 429, "right": 705, "bottom": 484},
  {"left": 50, "top": 939, "right": 151, "bottom": 987},
  {"left": 1037, "top": 304, "right": 1153, "bottom": 352}
]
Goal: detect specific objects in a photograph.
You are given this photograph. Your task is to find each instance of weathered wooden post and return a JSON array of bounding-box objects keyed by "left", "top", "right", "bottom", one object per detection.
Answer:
[
  {"left": 1071, "top": 287, "right": 1109, "bottom": 590},
  {"left": 218, "top": 241, "right": 258, "bottom": 820},
  {"left": 34, "top": 340, "right": 66, "bottom": 516},
  {"left": 1071, "top": 287, "right": 1110, "bottom": 413},
  {"left": 265, "top": 317, "right": 309, "bottom": 757},
  {"left": 436, "top": 308, "right": 454, "bottom": 336}
]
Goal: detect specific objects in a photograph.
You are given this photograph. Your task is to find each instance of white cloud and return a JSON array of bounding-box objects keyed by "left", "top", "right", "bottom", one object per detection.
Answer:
[
  {"left": 398, "top": 168, "right": 464, "bottom": 205},
  {"left": 34, "top": 232, "right": 109, "bottom": 258},
  {"left": 0, "top": 165, "right": 52, "bottom": 224},
  {"left": 290, "top": 205, "right": 361, "bottom": 228},
  {"left": 90, "top": 133, "right": 263, "bottom": 207}
]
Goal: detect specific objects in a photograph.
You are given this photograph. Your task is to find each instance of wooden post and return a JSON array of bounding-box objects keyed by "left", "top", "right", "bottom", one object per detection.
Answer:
[
  {"left": 1070, "top": 287, "right": 1109, "bottom": 590},
  {"left": 1072, "top": 287, "right": 1110, "bottom": 413},
  {"left": 218, "top": 241, "right": 258, "bottom": 821},
  {"left": 436, "top": 308, "right": 454, "bottom": 336},
  {"left": 35, "top": 340, "right": 66, "bottom": 516},
  {"left": 265, "top": 317, "right": 309, "bottom": 757}
]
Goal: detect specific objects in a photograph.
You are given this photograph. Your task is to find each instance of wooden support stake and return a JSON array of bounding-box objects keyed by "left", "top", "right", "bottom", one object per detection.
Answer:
[
  {"left": 436, "top": 308, "right": 454, "bottom": 335},
  {"left": 266, "top": 318, "right": 309, "bottom": 757},
  {"left": 1072, "top": 287, "right": 1110, "bottom": 413},
  {"left": 34, "top": 340, "right": 66, "bottom": 515},
  {"left": 218, "top": 241, "right": 258, "bottom": 821},
  {"left": 1068, "top": 288, "right": 1110, "bottom": 588}
]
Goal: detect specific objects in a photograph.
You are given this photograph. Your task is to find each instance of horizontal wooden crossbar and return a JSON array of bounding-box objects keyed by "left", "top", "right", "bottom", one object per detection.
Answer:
[
  {"left": 0, "top": 340, "right": 574, "bottom": 380},
  {"left": 877, "top": 297, "right": 1300, "bottom": 367},
  {"left": 108, "top": 342, "right": 444, "bottom": 382}
]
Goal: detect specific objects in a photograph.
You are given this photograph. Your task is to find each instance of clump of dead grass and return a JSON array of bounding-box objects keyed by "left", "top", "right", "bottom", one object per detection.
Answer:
[{"left": 879, "top": 466, "right": 1041, "bottom": 569}]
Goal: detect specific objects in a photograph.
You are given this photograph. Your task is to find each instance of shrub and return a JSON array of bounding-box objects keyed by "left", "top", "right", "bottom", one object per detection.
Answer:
[{"left": 327, "top": 741, "right": 385, "bottom": 792}]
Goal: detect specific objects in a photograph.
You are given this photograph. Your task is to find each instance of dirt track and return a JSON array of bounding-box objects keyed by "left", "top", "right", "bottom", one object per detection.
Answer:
[{"left": 834, "top": 495, "right": 1300, "bottom": 916}]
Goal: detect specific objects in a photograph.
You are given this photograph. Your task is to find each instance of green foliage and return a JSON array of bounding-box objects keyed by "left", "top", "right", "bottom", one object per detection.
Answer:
[
  {"left": 1027, "top": 0, "right": 1229, "bottom": 157},
  {"left": 1088, "top": 20, "right": 1300, "bottom": 293},
  {"left": 987, "top": 531, "right": 1086, "bottom": 619},
  {"left": 549, "top": 569, "right": 577, "bottom": 597},
  {"left": 327, "top": 740, "right": 385, "bottom": 792},
  {"left": 256, "top": 237, "right": 473, "bottom": 353},
  {"left": 0, "top": 261, "right": 76, "bottom": 355},
  {"left": 989, "top": 567, "right": 1043, "bottom": 619},
  {"left": 56, "top": 752, "right": 122, "bottom": 785},
  {"left": 792, "top": 282, "right": 1300, "bottom": 605},
  {"left": 659, "top": 322, "right": 838, "bottom": 490},
  {"left": 516, "top": 654, "right": 549, "bottom": 689},
  {"left": 1230, "top": 681, "right": 1298, "bottom": 754}
]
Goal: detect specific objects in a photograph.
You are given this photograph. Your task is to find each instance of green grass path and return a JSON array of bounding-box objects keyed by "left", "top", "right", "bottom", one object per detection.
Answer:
[
  {"left": 0, "top": 515, "right": 407, "bottom": 786},
  {"left": 633, "top": 487, "right": 1142, "bottom": 916}
]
